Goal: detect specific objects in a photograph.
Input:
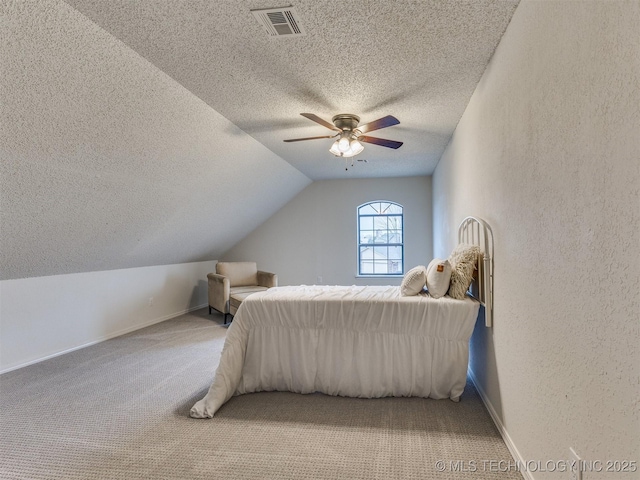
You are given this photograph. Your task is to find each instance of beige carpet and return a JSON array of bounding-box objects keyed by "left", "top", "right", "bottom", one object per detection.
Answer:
[{"left": 0, "top": 308, "right": 522, "bottom": 479}]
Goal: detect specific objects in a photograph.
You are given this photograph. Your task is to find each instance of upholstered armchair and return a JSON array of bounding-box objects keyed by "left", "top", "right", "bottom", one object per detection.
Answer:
[{"left": 208, "top": 262, "right": 277, "bottom": 324}]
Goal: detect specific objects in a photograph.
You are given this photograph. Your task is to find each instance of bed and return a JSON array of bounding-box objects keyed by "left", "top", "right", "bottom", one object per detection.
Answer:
[{"left": 190, "top": 217, "right": 494, "bottom": 418}]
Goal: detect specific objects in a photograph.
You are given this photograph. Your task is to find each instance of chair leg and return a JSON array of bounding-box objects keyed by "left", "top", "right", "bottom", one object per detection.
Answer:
[{"left": 209, "top": 306, "right": 212, "bottom": 315}]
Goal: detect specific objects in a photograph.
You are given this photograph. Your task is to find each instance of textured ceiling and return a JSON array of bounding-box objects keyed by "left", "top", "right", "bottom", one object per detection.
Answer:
[
  {"left": 1, "top": 0, "right": 310, "bottom": 280},
  {"left": 1, "top": 0, "right": 519, "bottom": 281},
  {"left": 64, "top": 0, "right": 519, "bottom": 180}
]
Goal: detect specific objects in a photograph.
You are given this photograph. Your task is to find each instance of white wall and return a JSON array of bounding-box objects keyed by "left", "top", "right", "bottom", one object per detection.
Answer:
[
  {"left": 433, "top": 0, "right": 639, "bottom": 476},
  {"left": 0, "top": 261, "right": 216, "bottom": 373},
  {"left": 224, "top": 177, "right": 432, "bottom": 286}
]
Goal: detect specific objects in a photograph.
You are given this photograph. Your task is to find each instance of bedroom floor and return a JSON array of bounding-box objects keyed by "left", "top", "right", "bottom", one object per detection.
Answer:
[{"left": 0, "top": 308, "right": 522, "bottom": 480}]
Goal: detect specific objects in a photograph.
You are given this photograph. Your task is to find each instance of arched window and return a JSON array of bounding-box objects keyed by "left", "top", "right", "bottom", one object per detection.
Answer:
[{"left": 357, "top": 201, "right": 404, "bottom": 276}]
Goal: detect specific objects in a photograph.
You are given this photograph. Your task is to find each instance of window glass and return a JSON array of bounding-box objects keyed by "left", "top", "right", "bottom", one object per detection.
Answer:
[{"left": 357, "top": 201, "right": 404, "bottom": 276}]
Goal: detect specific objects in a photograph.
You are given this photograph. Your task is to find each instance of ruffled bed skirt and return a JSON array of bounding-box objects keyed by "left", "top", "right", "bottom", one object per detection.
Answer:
[{"left": 191, "top": 285, "right": 479, "bottom": 418}]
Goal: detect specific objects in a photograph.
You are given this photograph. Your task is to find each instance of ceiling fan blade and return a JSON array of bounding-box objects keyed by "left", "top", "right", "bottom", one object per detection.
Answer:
[
  {"left": 283, "top": 135, "right": 336, "bottom": 143},
  {"left": 300, "top": 113, "right": 341, "bottom": 131},
  {"left": 358, "top": 136, "right": 403, "bottom": 149},
  {"left": 357, "top": 115, "right": 400, "bottom": 134}
]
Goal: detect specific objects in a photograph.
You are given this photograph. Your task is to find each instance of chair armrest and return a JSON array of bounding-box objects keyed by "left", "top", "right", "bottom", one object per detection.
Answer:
[
  {"left": 257, "top": 271, "right": 278, "bottom": 288},
  {"left": 207, "top": 273, "right": 230, "bottom": 313}
]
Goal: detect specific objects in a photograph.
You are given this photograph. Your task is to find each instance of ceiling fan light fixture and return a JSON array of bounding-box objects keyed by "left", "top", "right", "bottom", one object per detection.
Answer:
[
  {"left": 337, "top": 136, "right": 351, "bottom": 153},
  {"left": 349, "top": 139, "right": 364, "bottom": 156},
  {"left": 330, "top": 137, "right": 364, "bottom": 158},
  {"left": 329, "top": 140, "right": 342, "bottom": 156}
]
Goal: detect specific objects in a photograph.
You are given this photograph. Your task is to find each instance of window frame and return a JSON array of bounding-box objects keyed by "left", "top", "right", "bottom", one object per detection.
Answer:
[{"left": 356, "top": 201, "right": 404, "bottom": 277}]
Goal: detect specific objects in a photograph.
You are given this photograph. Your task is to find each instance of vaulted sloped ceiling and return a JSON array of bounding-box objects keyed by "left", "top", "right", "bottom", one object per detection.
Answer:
[
  {"left": 64, "top": 0, "right": 519, "bottom": 179},
  {"left": 1, "top": 0, "right": 311, "bottom": 280},
  {"left": 1, "top": 0, "right": 518, "bottom": 280}
]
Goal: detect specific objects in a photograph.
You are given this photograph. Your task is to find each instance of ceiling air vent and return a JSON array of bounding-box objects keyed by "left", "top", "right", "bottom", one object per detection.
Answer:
[{"left": 251, "top": 7, "right": 306, "bottom": 38}]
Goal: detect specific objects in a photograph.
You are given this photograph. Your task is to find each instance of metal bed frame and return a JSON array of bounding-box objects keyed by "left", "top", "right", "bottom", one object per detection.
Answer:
[{"left": 458, "top": 216, "right": 494, "bottom": 327}]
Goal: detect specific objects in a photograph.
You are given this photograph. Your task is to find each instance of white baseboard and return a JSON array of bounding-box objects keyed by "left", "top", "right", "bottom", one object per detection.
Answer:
[
  {"left": 468, "top": 368, "right": 534, "bottom": 480},
  {"left": 0, "top": 303, "right": 208, "bottom": 375}
]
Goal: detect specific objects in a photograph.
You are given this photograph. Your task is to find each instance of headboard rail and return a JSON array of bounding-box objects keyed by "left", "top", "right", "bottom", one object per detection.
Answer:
[{"left": 458, "top": 217, "right": 494, "bottom": 327}]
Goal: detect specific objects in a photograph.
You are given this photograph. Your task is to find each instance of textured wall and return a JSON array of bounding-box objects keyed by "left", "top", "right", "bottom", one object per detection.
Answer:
[
  {"left": 433, "top": 0, "right": 639, "bottom": 475},
  {"left": 0, "top": 260, "right": 216, "bottom": 372},
  {"left": 0, "top": 0, "right": 310, "bottom": 280},
  {"left": 224, "top": 177, "right": 432, "bottom": 287}
]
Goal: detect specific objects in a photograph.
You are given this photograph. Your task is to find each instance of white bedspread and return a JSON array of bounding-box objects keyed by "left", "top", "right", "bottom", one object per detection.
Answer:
[{"left": 190, "top": 285, "right": 479, "bottom": 418}]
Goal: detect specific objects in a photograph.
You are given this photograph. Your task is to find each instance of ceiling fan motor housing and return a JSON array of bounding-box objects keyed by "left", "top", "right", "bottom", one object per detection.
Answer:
[{"left": 332, "top": 114, "right": 360, "bottom": 132}]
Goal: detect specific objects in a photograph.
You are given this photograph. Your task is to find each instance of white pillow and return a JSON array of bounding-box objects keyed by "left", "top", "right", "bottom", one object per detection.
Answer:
[
  {"left": 426, "top": 258, "right": 452, "bottom": 299},
  {"left": 447, "top": 243, "right": 481, "bottom": 300},
  {"left": 400, "top": 265, "right": 427, "bottom": 296}
]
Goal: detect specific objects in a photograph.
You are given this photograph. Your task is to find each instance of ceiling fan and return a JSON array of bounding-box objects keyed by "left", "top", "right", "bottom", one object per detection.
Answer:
[{"left": 283, "top": 113, "right": 403, "bottom": 158}]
